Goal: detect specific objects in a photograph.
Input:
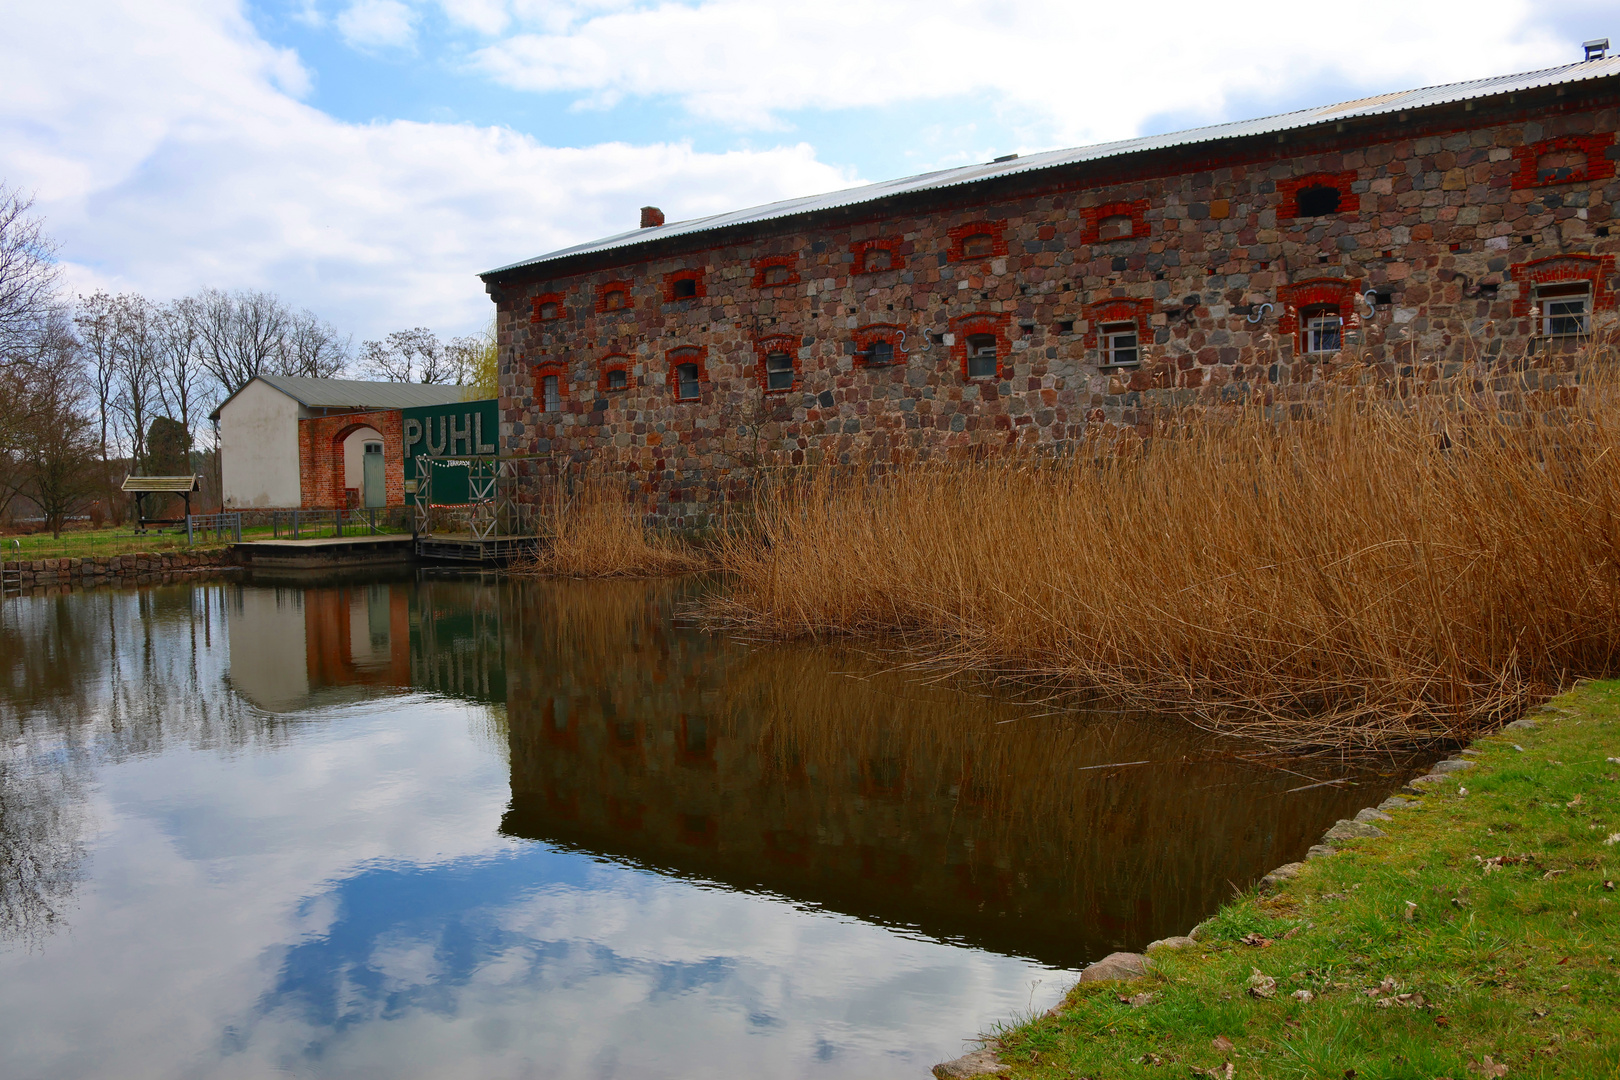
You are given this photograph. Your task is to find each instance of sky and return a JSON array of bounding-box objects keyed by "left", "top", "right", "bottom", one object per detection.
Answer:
[{"left": 0, "top": 0, "right": 1614, "bottom": 344}]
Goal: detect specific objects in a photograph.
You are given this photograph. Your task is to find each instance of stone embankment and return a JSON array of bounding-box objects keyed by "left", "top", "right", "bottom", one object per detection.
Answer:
[{"left": 2, "top": 549, "right": 238, "bottom": 591}]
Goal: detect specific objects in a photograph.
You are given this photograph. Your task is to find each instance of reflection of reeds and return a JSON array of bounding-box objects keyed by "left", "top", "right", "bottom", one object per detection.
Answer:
[
  {"left": 517, "top": 484, "right": 713, "bottom": 578},
  {"left": 710, "top": 350, "right": 1620, "bottom": 749}
]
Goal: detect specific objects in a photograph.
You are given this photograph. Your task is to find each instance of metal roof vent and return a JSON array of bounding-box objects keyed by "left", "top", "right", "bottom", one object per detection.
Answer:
[
  {"left": 1585, "top": 38, "right": 1609, "bottom": 61},
  {"left": 992, "top": 153, "right": 1019, "bottom": 163}
]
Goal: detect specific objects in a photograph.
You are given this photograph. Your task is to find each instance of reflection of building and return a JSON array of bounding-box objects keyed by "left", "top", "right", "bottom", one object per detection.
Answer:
[
  {"left": 209, "top": 376, "right": 465, "bottom": 509},
  {"left": 496, "top": 580, "right": 1383, "bottom": 966}
]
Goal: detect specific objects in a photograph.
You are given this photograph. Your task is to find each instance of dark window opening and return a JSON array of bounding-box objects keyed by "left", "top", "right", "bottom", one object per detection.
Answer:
[
  {"left": 538, "top": 300, "right": 560, "bottom": 319},
  {"left": 965, "top": 333, "right": 997, "bottom": 378},
  {"left": 865, "top": 248, "right": 893, "bottom": 272},
  {"left": 675, "top": 361, "right": 701, "bottom": 400},
  {"left": 765, "top": 351, "right": 794, "bottom": 391},
  {"left": 672, "top": 277, "right": 698, "bottom": 299},
  {"left": 761, "top": 264, "right": 791, "bottom": 286},
  {"left": 607, "top": 368, "right": 628, "bottom": 391},
  {"left": 1098, "top": 214, "right": 1133, "bottom": 241},
  {"left": 864, "top": 340, "right": 895, "bottom": 366},
  {"left": 961, "top": 233, "right": 994, "bottom": 259},
  {"left": 1297, "top": 185, "right": 1342, "bottom": 217},
  {"left": 603, "top": 289, "right": 627, "bottom": 310},
  {"left": 1057, "top": 319, "right": 1075, "bottom": 333}
]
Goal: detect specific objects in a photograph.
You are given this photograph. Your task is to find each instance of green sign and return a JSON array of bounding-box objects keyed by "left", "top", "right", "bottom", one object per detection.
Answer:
[{"left": 401, "top": 399, "right": 499, "bottom": 506}]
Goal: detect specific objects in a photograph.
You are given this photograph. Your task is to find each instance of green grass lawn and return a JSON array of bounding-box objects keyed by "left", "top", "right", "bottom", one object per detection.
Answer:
[{"left": 984, "top": 684, "right": 1620, "bottom": 1080}]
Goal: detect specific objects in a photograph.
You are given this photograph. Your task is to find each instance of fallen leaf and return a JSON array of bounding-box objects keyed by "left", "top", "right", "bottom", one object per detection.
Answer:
[
  {"left": 1211, "top": 1036, "right": 1234, "bottom": 1053},
  {"left": 1604, "top": 880, "right": 1615, "bottom": 891},
  {"left": 1139, "top": 1051, "right": 1162, "bottom": 1066},
  {"left": 1127, "top": 991, "right": 1156, "bottom": 1008},
  {"left": 1543, "top": 869, "right": 1567, "bottom": 880},
  {"left": 1293, "top": 989, "right": 1315, "bottom": 1003},
  {"left": 1241, "top": 932, "right": 1272, "bottom": 947},
  {"left": 1247, "top": 968, "right": 1278, "bottom": 999},
  {"left": 1567, "top": 794, "right": 1584, "bottom": 807},
  {"left": 1605, "top": 833, "right": 1620, "bottom": 846},
  {"left": 1365, "top": 976, "right": 1400, "bottom": 998},
  {"left": 1435, "top": 1015, "right": 1451, "bottom": 1028},
  {"left": 1468, "top": 1055, "right": 1509, "bottom": 1078},
  {"left": 1458, "top": 787, "right": 1469, "bottom": 797}
]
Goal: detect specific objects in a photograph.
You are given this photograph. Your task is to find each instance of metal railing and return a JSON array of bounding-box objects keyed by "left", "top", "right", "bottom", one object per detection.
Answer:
[
  {"left": 270, "top": 506, "right": 410, "bottom": 540},
  {"left": 185, "top": 512, "right": 242, "bottom": 546}
]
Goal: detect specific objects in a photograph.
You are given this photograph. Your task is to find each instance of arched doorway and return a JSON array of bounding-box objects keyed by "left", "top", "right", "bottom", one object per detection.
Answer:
[{"left": 335, "top": 425, "right": 386, "bottom": 508}]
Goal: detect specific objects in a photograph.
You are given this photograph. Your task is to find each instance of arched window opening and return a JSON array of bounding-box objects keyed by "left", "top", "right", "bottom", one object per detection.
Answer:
[
  {"left": 1302, "top": 305, "right": 1343, "bottom": 353},
  {"left": 761, "top": 264, "right": 792, "bottom": 286},
  {"left": 675, "top": 362, "right": 701, "bottom": 400},
  {"left": 1538, "top": 283, "right": 1591, "bottom": 336},
  {"left": 765, "top": 351, "right": 794, "bottom": 392},
  {"left": 606, "top": 368, "right": 628, "bottom": 391},
  {"left": 864, "top": 340, "right": 895, "bottom": 366},
  {"left": 961, "top": 233, "right": 994, "bottom": 259},
  {"left": 1297, "top": 185, "right": 1342, "bottom": 218},
  {"left": 1098, "top": 214, "right": 1134, "bottom": 241},
  {"left": 603, "top": 289, "right": 628, "bottom": 310},
  {"left": 1536, "top": 148, "right": 1588, "bottom": 185},
  {"left": 541, "top": 373, "right": 561, "bottom": 412},
  {"left": 538, "top": 300, "right": 561, "bottom": 319},
  {"left": 865, "top": 248, "right": 893, "bottom": 272},
  {"left": 672, "top": 277, "right": 698, "bottom": 299},
  {"left": 1100, "top": 322, "right": 1139, "bottom": 366},
  {"left": 965, "top": 334, "right": 998, "bottom": 378}
]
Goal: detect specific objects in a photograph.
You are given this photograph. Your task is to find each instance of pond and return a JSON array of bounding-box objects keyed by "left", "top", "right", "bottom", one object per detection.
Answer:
[{"left": 0, "top": 573, "right": 1403, "bottom": 1079}]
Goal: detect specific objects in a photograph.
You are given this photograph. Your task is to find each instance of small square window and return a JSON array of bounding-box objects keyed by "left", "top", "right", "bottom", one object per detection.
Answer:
[
  {"left": 675, "top": 362, "right": 701, "bottom": 400},
  {"left": 1101, "top": 322, "right": 1138, "bottom": 366},
  {"left": 761, "top": 264, "right": 792, "bottom": 286},
  {"left": 961, "top": 234, "right": 994, "bottom": 259},
  {"left": 607, "top": 368, "right": 628, "bottom": 391},
  {"left": 672, "top": 277, "right": 698, "bottom": 299},
  {"left": 865, "top": 248, "right": 893, "bottom": 272},
  {"left": 1303, "top": 309, "right": 1343, "bottom": 353},
  {"left": 864, "top": 340, "right": 895, "bottom": 366},
  {"left": 1297, "top": 185, "right": 1343, "bottom": 218},
  {"left": 765, "top": 351, "right": 794, "bottom": 391},
  {"left": 541, "top": 374, "right": 561, "bottom": 412},
  {"left": 1539, "top": 286, "right": 1590, "bottom": 336},
  {"left": 965, "top": 334, "right": 997, "bottom": 378}
]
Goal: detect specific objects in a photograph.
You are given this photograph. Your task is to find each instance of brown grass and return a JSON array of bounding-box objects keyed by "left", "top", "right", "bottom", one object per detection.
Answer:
[
  {"left": 517, "top": 483, "right": 713, "bottom": 578},
  {"left": 708, "top": 355, "right": 1620, "bottom": 748}
]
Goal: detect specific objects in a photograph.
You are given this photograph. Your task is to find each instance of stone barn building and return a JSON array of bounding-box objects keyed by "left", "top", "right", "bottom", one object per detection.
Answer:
[{"left": 481, "top": 51, "right": 1620, "bottom": 525}]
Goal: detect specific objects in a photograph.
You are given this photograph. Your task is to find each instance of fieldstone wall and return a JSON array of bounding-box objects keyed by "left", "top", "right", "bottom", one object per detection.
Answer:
[
  {"left": 487, "top": 87, "right": 1620, "bottom": 525},
  {"left": 2, "top": 550, "right": 238, "bottom": 591}
]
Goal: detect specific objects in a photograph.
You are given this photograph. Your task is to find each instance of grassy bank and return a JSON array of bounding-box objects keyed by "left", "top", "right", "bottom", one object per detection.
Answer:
[
  {"left": 2, "top": 526, "right": 236, "bottom": 560},
  {"left": 971, "top": 680, "right": 1620, "bottom": 1079},
  {"left": 710, "top": 362, "right": 1620, "bottom": 748}
]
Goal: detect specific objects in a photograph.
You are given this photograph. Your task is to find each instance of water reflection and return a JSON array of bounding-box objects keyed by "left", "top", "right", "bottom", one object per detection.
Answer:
[{"left": 0, "top": 574, "right": 1402, "bottom": 1079}]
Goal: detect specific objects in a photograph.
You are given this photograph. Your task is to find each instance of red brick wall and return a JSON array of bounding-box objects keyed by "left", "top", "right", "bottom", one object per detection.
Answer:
[
  {"left": 489, "top": 93, "right": 1620, "bottom": 527},
  {"left": 296, "top": 410, "right": 406, "bottom": 509}
]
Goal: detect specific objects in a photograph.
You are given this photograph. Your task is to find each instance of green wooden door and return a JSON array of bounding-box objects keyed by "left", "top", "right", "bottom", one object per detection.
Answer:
[{"left": 363, "top": 442, "right": 386, "bottom": 507}]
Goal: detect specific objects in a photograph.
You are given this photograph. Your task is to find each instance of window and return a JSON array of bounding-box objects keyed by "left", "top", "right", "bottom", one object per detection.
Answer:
[
  {"left": 1536, "top": 149, "right": 1588, "bottom": 185},
  {"left": 1100, "top": 323, "right": 1139, "bottom": 366},
  {"left": 603, "top": 289, "right": 628, "bottom": 310},
  {"left": 965, "top": 334, "right": 997, "bottom": 377},
  {"left": 675, "top": 362, "right": 701, "bottom": 400},
  {"left": 541, "top": 374, "right": 561, "bottom": 412},
  {"left": 363, "top": 441, "right": 382, "bottom": 455},
  {"left": 1297, "top": 185, "right": 1342, "bottom": 218},
  {"left": 607, "top": 368, "right": 628, "bottom": 391},
  {"left": 1539, "top": 284, "right": 1590, "bottom": 336},
  {"left": 765, "top": 351, "right": 794, "bottom": 392},
  {"left": 538, "top": 300, "right": 560, "bottom": 319},
  {"left": 761, "top": 264, "right": 791, "bottom": 286},
  {"left": 961, "top": 233, "right": 994, "bottom": 259},
  {"left": 1302, "top": 306, "right": 1343, "bottom": 353},
  {"left": 865, "top": 247, "right": 893, "bottom": 272},
  {"left": 1098, "top": 214, "right": 1133, "bottom": 241},
  {"left": 865, "top": 340, "right": 894, "bottom": 366},
  {"left": 672, "top": 278, "right": 697, "bottom": 299}
]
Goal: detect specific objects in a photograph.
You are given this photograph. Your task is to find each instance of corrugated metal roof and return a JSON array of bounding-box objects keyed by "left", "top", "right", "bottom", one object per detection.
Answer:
[
  {"left": 484, "top": 56, "right": 1620, "bottom": 278},
  {"left": 210, "top": 375, "right": 471, "bottom": 419}
]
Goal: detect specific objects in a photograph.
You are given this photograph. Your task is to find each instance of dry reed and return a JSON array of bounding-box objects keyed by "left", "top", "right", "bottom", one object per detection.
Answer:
[
  {"left": 518, "top": 483, "right": 713, "bottom": 578},
  {"left": 709, "top": 355, "right": 1620, "bottom": 748}
]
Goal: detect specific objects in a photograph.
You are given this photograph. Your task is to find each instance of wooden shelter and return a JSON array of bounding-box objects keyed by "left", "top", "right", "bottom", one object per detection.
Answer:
[{"left": 121, "top": 474, "right": 201, "bottom": 533}]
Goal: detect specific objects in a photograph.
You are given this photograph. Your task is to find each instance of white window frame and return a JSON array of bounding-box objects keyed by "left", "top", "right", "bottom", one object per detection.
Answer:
[
  {"left": 606, "top": 368, "right": 628, "bottom": 391},
  {"left": 541, "top": 374, "right": 561, "bottom": 412},
  {"left": 965, "top": 334, "right": 998, "bottom": 378},
  {"left": 1100, "top": 322, "right": 1139, "bottom": 367},
  {"left": 1538, "top": 285, "right": 1591, "bottom": 337},
  {"left": 764, "top": 351, "right": 794, "bottom": 391},
  {"left": 1303, "top": 309, "right": 1343, "bottom": 354},
  {"left": 675, "top": 362, "right": 702, "bottom": 401}
]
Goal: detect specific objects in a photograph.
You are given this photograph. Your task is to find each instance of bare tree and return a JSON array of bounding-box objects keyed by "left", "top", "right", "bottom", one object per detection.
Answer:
[
  {"left": 110, "top": 293, "right": 160, "bottom": 471},
  {"left": 0, "top": 184, "right": 62, "bottom": 367},
  {"left": 445, "top": 323, "right": 497, "bottom": 396},
  {"left": 194, "top": 287, "right": 290, "bottom": 392},
  {"left": 155, "top": 296, "right": 205, "bottom": 462},
  {"left": 277, "top": 307, "right": 349, "bottom": 379},
  {"left": 361, "top": 327, "right": 446, "bottom": 383},
  {"left": 73, "top": 291, "right": 119, "bottom": 485},
  {"left": 17, "top": 315, "right": 98, "bottom": 537}
]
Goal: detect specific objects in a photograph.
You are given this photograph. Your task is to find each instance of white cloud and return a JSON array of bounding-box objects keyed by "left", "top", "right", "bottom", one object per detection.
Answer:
[
  {"left": 0, "top": 0, "right": 853, "bottom": 343},
  {"left": 470, "top": 0, "right": 1585, "bottom": 143},
  {"left": 336, "top": 0, "right": 420, "bottom": 50}
]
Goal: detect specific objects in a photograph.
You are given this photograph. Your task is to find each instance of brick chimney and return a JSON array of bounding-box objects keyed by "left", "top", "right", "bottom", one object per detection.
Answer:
[{"left": 640, "top": 206, "right": 665, "bottom": 228}]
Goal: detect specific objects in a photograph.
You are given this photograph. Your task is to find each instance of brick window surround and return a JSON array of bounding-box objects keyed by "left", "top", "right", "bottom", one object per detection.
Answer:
[
  {"left": 596, "top": 281, "right": 634, "bottom": 314},
  {"left": 949, "top": 312, "right": 1012, "bottom": 379},
  {"left": 1278, "top": 171, "right": 1361, "bottom": 219},
  {"left": 666, "top": 347, "right": 708, "bottom": 400},
  {"left": 530, "top": 291, "right": 568, "bottom": 322},
  {"left": 852, "top": 323, "right": 906, "bottom": 369},
  {"left": 851, "top": 237, "right": 903, "bottom": 274},
  {"left": 1511, "top": 135, "right": 1617, "bottom": 189},
  {"left": 598, "top": 355, "right": 634, "bottom": 393},
  {"left": 664, "top": 269, "right": 706, "bottom": 303},
  {"left": 1079, "top": 200, "right": 1150, "bottom": 244},
  {"left": 750, "top": 255, "right": 800, "bottom": 289},
  {"left": 1081, "top": 297, "right": 1154, "bottom": 349},
  {"left": 754, "top": 334, "right": 801, "bottom": 394},
  {"left": 947, "top": 220, "right": 1009, "bottom": 262},
  {"left": 533, "top": 360, "right": 569, "bottom": 413},
  {"left": 1508, "top": 254, "right": 1616, "bottom": 316},
  {"left": 1278, "top": 278, "right": 1363, "bottom": 347}
]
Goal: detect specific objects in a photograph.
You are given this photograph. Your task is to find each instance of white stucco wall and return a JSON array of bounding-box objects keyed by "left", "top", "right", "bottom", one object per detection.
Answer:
[
  {"left": 342, "top": 427, "right": 384, "bottom": 490},
  {"left": 219, "top": 381, "right": 303, "bottom": 508}
]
